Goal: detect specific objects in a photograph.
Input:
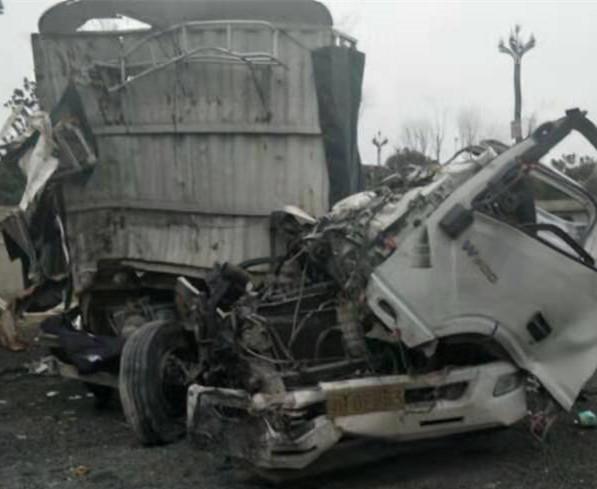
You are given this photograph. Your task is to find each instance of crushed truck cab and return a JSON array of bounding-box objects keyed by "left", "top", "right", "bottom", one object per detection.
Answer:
[{"left": 185, "top": 109, "right": 597, "bottom": 471}]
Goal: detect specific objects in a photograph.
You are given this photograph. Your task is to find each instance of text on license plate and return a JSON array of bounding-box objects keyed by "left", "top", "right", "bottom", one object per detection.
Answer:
[{"left": 326, "top": 384, "right": 405, "bottom": 417}]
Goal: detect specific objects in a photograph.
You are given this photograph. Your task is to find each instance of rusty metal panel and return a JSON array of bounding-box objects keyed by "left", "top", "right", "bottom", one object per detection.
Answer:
[
  {"left": 67, "top": 210, "right": 272, "bottom": 288},
  {"left": 32, "top": 26, "right": 333, "bottom": 128},
  {"left": 62, "top": 134, "right": 328, "bottom": 217},
  {"left": 32, "top": 34, "right": 126, "bottom": 110},
  {"left": 56, "top": 29, "right": 325, "bottom": 133},
  {"left": 32, "top": 22, "right": 345, "bottom": 275}
]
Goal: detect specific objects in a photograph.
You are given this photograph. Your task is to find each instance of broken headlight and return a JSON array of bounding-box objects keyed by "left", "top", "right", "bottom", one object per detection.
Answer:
[{"left": 493, "top": 372, "right": 522, "bottom": 397}]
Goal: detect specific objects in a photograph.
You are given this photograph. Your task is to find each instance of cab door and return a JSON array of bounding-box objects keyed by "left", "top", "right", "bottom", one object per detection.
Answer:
[{"left": 369, "top": 161, "right": 597, "bottom": 410}]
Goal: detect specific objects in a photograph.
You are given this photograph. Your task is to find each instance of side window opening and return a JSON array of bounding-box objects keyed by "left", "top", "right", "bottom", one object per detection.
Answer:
[
  {"left": 534, "top": 129, "right": 597, "bottom": 250},
  {"left": 472, "top": 165, "right": 538, "bottom": 229},
  {"left": 473, "top": 131, "right": 597, "bottom": 267},
  {"left": 530, "top": 172, "right": 590, "bottom": 244}
]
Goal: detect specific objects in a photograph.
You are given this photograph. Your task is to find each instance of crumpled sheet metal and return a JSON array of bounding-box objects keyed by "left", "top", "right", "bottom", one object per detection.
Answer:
[
  {"left": 16, "top": 112, "right": 59, "bottom": 211},
  {"left": 363, "top": 117, "right": 597, "bottom": 411},
  {"left": 187, "top": 385, "right": 342, "bottom": 470}
]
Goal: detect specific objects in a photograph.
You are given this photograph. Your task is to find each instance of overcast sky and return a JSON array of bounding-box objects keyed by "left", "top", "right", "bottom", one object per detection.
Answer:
[{"left": 2, "top": 0, "right": 597, "bottom": 163}]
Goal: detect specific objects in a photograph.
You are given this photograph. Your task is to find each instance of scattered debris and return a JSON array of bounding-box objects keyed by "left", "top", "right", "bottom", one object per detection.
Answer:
[
  {"left": 45, "top": 391, "right": 59, "bottom": 398},
  {"left": 26, "top": 356, "right": 57, "bottom": 375},
  {"left": 530, "top": 410, "right": 559, "bottom": 441},
  {"left": 71, "top": 465, "right": 91, "bottom": 478},
  {"left": 576, "top": 410, "right": 597, "bottom": 428}
]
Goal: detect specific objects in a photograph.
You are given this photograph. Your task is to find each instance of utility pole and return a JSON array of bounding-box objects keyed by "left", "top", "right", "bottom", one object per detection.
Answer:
[
  {"left": 499, "top": 25, "right": 536, "bottom": 143},
  {"left": 0, "top": 1, "right": 4, "bottom": 14},
  {"left": 372, "top": 131, "right": 388, "bottom": 166}
]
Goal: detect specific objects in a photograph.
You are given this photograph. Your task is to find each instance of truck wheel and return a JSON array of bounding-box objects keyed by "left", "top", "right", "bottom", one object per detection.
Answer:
[{"left": 119, "top": 320, "right": 196, "bottom": 445}]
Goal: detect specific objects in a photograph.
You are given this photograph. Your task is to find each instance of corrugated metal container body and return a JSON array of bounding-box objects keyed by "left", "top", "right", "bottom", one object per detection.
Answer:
[
  {"left": 67, "top": 210, "right": 272, "bottom": 282},
  {"left": 65, "top": 134, "right": 327, "bottom": 216},
  {"left": 33, "top": 26, "right": 336, "bottom": 132},
  {"left": 32, "top": 23, "right": 339, "bottom": 280}
]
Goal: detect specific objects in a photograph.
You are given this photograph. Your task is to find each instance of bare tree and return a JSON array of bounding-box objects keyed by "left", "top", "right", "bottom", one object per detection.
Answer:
[
  {"left": 1, "top": 77, "right": 39, "bottom": 158},
  {"left": 401, "top": 118, "right": 432, "bottom": 156},
  {"left": 430, "top": 107, "right": 447, "bottom": 162},
  {"left": 457, "top": 107, "right": 483, "bottom": 147}
]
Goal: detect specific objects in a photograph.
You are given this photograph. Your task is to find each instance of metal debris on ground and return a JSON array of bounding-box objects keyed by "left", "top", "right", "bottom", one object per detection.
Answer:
[
  {"left": 576, "top": 410, "right": 597, "bottom": 428},
  {"left": 71, "top": 465, "right": 91, "bottom": 478},
  {"left": 26, "top": 356, "right": 57, "bottom": 375}
]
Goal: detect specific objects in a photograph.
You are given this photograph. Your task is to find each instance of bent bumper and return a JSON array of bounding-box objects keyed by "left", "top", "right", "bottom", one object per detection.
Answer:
[{"left": 187, "top": 361, "right": 526, "bottom": 470}]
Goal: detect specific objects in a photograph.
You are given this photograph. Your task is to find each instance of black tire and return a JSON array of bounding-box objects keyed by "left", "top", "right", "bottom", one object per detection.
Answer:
[{"left": 119, "top": 320, "right": 195, "bottom": 445}]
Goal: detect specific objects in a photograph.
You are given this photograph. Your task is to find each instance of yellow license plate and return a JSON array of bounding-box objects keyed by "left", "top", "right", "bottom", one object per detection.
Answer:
[{"left": 326, "top": 384, "right": 405, "bottom": 417}]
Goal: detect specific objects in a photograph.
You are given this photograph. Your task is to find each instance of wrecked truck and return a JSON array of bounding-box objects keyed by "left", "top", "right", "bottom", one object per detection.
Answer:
[
  {"left": 0, "top": 0, "right": 363, "bottom": 402},
  {"left": 177, "top": 109, "right": 597, "bottom": 471},
  {"left": 5, "top": 0, "right": 597, "bottom": 475}
]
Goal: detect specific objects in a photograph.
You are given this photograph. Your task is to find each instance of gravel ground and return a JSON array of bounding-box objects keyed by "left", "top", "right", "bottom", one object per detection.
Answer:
[{"left": 1, "top": 322, "right": 597, "bottom": 489}]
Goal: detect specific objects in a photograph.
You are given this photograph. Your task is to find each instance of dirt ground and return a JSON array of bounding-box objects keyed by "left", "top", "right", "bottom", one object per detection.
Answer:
[{"left": 2, "top": 322, "right": 597, "bottom": 489}]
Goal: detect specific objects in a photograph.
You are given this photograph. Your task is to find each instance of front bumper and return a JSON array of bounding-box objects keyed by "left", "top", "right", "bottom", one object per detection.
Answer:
[{"left": 187, "top": 361, "right": 526, "bottom": 470}]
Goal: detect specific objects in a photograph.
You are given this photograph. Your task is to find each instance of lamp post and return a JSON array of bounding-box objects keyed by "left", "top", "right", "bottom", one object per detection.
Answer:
[
  {"left": 499, "top": 25, "right": 536, "bottom": 143},
  {"left": 372, "top": 131, "right": 388, "bottom": 166}
]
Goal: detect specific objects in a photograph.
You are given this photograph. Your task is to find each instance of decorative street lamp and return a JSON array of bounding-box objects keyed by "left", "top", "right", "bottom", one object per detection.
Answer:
[
  {"left": 372, "top": 131, "right": 388, "bottom": 166},
  {"left": 499, "top": 25, "right": 536, "bottom": 143}
]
